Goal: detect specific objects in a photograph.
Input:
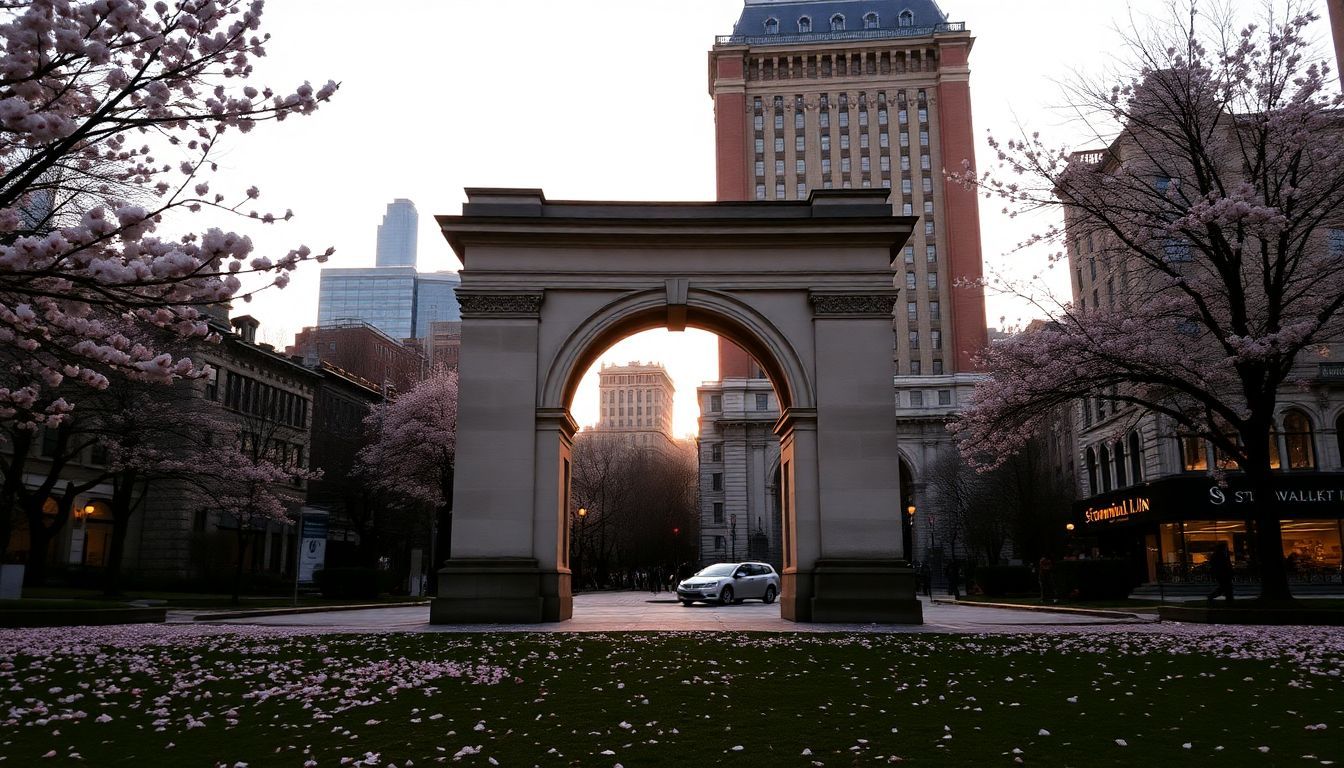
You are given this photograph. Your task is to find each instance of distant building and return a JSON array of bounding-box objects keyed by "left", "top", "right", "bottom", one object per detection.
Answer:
[
  {"left": 592, "top": 362, "right": 679, "bottom": 454},
  {"left": 318, "top": 266, "right": 419, "bottom": 340},
  {"left": 286, "top": 321, "right": 425, "bottom": 394},
  {"left": 413, "top": 272, "right": 463, "bottom": 338},
  {"left": 376, "top": 198, "right": 418, "bottom": 268},
  {"left": 426, "top": 321, "right": 462, "bottom": 370},
  {"left": 697, "top": 377, "right": 782, "bottom": 571}
]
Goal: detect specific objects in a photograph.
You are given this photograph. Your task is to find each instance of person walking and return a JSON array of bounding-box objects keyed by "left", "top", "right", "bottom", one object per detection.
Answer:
[
  {"left": 1037, "top": 555, "right": 1055, "bottom": 604},
  {"left": 1206, "top": 541, "right": 1234, "bottom": 603},
  {"left": 944, "top": 560, "right": 960, "bottom": 598}
]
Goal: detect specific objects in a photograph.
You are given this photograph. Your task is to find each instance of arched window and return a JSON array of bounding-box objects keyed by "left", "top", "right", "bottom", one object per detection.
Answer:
[
  {"left": 1268, "top": 424, "right": 1282, "bottom": 469},
  {"left": 1283, "top": 410, "right": 1316, "bottom": 469},
  {"left": 864, "top": 12, "right": 879, "bottom": 29},
  {"left": 1099, "top": 445, "right": 1113, "bottom": 492},
  {"left": 898, "top": 9, "right": 915, "bottom": 27},
  {"left": 798, "top": 15, "right": 811, "bottom": 33},
  {"left": 764, "top": 17, "right": 779, "bottom": 34},
  {"left": 1114, "top": 441, "right": 1128, "bottom": 487},
  {"left": 1086, "top": 447, "right": 1098, "bottom": 495},
  {"left": 830, "top": 14, "right": 845, "bottom": 31},
  {"left": 1128, "top": 431, "right": 1143, "bottom": 482}
]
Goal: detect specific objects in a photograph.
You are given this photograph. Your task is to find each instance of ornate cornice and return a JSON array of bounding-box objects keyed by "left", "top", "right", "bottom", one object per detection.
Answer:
[
  {"left": 809, "top": 293, "right": 897, "bottom": 317},
  {"left": 457, "top": 293, "right": 543, "bottom": 318}
]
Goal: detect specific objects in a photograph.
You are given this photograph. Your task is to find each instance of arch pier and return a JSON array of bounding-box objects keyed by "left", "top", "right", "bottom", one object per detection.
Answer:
[{"left": 431, "top": 188, "right": 922, "bottom": 624}]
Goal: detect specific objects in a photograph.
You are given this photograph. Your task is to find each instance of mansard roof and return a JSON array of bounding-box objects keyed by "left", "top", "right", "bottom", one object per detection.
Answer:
[{"left": 730, "top": 0, "right": 954, "bottom": 42}]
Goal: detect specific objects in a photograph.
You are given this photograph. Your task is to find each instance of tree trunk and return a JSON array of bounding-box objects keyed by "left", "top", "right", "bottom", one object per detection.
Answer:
[
  {"left": 1248, "top": 469, "right": 1293, "bottom": 602},
  {"left": 0, "top": 431, "right": 32, "bottom": 563},
  {"left": 103, "top": 470, "right": 139, "bottom": 597},
  {"left": 233, "top": 526, "right": 249, "bottom": 605}
]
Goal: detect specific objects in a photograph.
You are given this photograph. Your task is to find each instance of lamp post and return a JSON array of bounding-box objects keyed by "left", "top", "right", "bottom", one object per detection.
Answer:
[{"left": 575, "top": 507, "right": 587, "bottom": 591}]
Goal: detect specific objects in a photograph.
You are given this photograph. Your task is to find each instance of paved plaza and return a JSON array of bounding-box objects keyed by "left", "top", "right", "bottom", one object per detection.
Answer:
[{"left": 182, "top": 591, "right": 1155, "bottom": 633}]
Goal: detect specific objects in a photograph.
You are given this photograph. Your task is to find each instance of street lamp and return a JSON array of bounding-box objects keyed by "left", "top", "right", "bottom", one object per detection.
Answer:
[{"left": 1065, "top": 522, "right": 1076, "bottom": 532}]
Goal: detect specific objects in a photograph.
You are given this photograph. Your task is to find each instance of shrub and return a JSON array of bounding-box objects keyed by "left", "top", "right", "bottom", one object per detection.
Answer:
[
  {"left": 313, "top": 567, "right": 392, "bottom": 599},
  {"left": 972, "top": 565, "right": 1036, "bottom": 597},
  {"left": 1052, "top": 559, "right": 1133, "bottom": 600}
]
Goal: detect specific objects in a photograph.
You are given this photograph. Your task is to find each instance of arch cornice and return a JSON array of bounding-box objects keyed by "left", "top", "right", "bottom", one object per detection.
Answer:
[{"left": 541, "top": 287, "right": 815, "bottom": 413}]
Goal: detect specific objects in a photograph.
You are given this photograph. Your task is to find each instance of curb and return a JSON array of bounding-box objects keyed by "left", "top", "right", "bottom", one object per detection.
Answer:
[
  {"left": 192, "top": 601, "right": 430, "bottom": 622},
  {"left": 931, "top": 598, "right": 1152, "bottom": 621}
]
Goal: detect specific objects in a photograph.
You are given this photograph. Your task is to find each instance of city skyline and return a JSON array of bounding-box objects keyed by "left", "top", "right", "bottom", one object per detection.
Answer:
[{"left": 198, "top": 0, "right": 1339, "bottom": 436}]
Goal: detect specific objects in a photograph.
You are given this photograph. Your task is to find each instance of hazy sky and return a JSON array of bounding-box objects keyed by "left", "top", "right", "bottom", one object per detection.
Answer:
[{"left": 210, "top": 0, "right": 1337, "bottom": 436}]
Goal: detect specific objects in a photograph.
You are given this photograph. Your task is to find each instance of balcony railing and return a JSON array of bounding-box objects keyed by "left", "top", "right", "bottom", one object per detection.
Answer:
[{"left": 716, "top": 22, "right": 966, "bottom": 47}]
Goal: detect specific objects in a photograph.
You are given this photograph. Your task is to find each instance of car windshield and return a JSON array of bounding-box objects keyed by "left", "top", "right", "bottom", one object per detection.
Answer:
[{"left": 695, "top": 564, "right": 736, "bottom": 578}]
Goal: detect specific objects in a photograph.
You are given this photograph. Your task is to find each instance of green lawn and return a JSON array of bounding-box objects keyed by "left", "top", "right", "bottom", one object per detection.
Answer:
[{"left": 1, "top": 626, "right": 1340, "bottom": 766}]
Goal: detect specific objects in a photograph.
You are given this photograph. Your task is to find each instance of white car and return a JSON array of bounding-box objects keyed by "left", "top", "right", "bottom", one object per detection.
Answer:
[{"left": 676, "top": 562, "right": 780, "bottom": 606}]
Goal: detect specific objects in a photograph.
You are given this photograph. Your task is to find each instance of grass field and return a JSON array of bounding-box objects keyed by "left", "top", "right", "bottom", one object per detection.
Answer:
[{"left": 1, "top": 624, "right": 1341, "bottom": 766}]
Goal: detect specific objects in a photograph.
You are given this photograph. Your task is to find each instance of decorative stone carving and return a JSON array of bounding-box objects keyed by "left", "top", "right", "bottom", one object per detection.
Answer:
[
  {"left": 809, "top": 294, "right": 898, "bottom": 316},
  {"left": 457, "top": 293, "right": 544, "bottom": 317}
]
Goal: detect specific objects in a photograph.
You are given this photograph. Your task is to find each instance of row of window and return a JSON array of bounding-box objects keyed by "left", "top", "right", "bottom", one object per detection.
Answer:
[
  {"left": 1178, "top": 411, "right": 1327, "bottom": 473},
  {"left": 761, "top": 9, "right": 912, "bottom": 34},
  {"left": 703, "top": 393, "right": 771, "bottom": 414},
  {"left": 904, "top": 270, "right": 938, "bottom": 290},
  {"left": 1085, "top": 431, "right": 1145, "bottom": 494},
  {"left": 602, "top": 388, "right": 665, "bottom": 404},
  {"left": 907, "top": 329, "right": 943, "bottom": 350},
  {"left": 908, "top": 360, "right": 945, "bottom": 376},
  {"left": 905, "top": 389, "right": 954, "bottom": 407},
  {"left": 906, "top": 300, "right": 942, "bottom": 320},
  {"left": 218, "top": 370, "right": 309, "bottom": 428}
]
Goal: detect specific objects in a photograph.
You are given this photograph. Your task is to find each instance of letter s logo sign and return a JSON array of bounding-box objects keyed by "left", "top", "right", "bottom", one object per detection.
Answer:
[{"left": 1209, "top": 486, "right": 1226, "bottom": 505}]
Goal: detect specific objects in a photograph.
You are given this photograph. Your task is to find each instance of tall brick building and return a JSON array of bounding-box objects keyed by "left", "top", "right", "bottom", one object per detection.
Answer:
[{"left": 702, "top": 0, "right": 989, "bottom": 571}]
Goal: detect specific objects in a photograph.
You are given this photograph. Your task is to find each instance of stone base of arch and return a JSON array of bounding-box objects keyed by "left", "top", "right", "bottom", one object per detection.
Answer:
[
  {"left": 429, "top": 558, "right": 571, "bottom": 624},
  {"left": 785, "top": 559, "right": 923, "bottom": 624}
]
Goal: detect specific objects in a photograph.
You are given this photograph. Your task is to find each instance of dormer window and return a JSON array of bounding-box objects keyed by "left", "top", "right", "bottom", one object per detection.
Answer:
[
  {"left": 864, "top": 12, "right": 879, "bottom": 29},
  {"left": 830, "top": 14, "right": 845, "bottom": 31},
  {"left": 764, "top": 17, "right": 779, "bottom": 34},
  {"left": 798, "top": 15, "right": 811, "bottom": 33},
  {"left": 898, "top": 9, "right": 914, "bottom": 27}
]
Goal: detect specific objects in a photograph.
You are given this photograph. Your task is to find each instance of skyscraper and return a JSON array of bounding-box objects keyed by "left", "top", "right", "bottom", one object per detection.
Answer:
[
  {"left": 705, "top": 0, "right": 989, "bottom": 571},
  {"left": 375, "top": 198, "right": 419, "bottom": 268}
]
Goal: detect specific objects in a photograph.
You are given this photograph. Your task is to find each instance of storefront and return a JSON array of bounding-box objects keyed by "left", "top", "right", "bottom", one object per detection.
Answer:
[{"left": 1075, "top": 474, "right": 1344, "bottom": 585}]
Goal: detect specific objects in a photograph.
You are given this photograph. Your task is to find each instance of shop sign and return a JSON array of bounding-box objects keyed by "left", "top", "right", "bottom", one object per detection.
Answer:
[
  {"left": 1083, "top": 496, "right": 1152, "bottom": 524},
  {"left": 1209, "top": 485, "right": 1344, "bottom": 506}
]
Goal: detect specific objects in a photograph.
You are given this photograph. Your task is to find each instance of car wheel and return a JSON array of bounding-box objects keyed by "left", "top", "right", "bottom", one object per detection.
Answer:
[
  {"left": 680, "top": 599, "right": 694, "bottom": 607},
  {"left": 719, "top": 586, "right": 734, "bottom": 605},
  {"left": 763, "top": 585, "right": 777, "bottom": 604}
]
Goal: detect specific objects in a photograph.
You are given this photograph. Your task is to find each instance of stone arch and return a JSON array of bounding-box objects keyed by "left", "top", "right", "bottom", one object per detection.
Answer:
[
  {"left": 541, "top": 287, "right": 814, "bottom": 416},
  {"left": 432, "top": 188, "right": 919, "bottom": 627}
]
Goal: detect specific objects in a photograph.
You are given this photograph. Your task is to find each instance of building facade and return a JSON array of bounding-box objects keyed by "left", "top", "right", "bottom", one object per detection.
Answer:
[
  {"left": 413, "top": 272, "right": 464, "bottom": 338},
  {"left": 316, "top": 267, "right": 463, "bottom": 343},
  {"left": 697, "top": 377, "right": 783, "bottom": 570},
  {"left": 705, "top": 0, "right": 989, "bottom": 569},
  {"left": 425, "top": 321, "right": 462, "bottom": 371},
  {"left": 287, "top": 320, "right": 425, "bottom": 394},
  {"left": 376, "top": 198, "right": 419, "bottom": 268},
  {"left": 593, "top": 362, "right": 679, "bottom": 453},
  {"left": 1065, "top": 138, "right": 1344, "bottom": 586}
]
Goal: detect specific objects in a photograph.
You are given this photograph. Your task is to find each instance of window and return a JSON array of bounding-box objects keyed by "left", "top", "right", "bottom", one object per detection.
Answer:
[
  {"left": 927, "top": 272, "right": 938, "bottom": 290},
  {"left": 859, "top": 110, "right": 869, "bottom": 126},
  {"left": 755, "top": 138, "right": 764, "bottom": 153},
  {"left": 900, "top": 155, "right": 910, "bottom": 171},
  {"left": 910, "top": 360, "right": 922, "bottom": 375},
  {"left": 899, "top": 132, "right": 909, "bottom": 147},
  {"left": 925, "top": 220, "right": 935, "bottom": 236},
  {"left": 774, "top": 114, "right": 784, "bottom": 130},
  {"left": 931, "top": 329, "right": 941, "bottom": 349},
  {"left": 909, "top": 330, "right": 920, "bottom": 349},
  {"left": 1099, "top": 445, "right": 1113, "bottom": 492},
  {"left": 918, "top": 108, "right": 928, "bottom": 123},
  {"left": 904, "top": 245, "right": 914, "bottom": 264},
  {"left": 860, "top": 133, "right": 869, "bottom": 149},
  {"left": 929, "top": 300, "right": 940, "bottom": 319},
  {"left": 905, "top": 271, "right": 916, "bottom": 289},
  {"left": 797, "top": 182, "right": 807, "bottom": 198},
  {"left": 1114, "top": 441, "right": 1128, "bottom": 487},
  {"left": 1283, "top": 411, "right": 1316, "bottom": 469},
  {"left": 1086, "top": 448, "right": 1098, "bottom": 493},
  {"left": 796, "top": 135, "right": 805, "bottom": 152},
  {"left": 776, "top": 182, "right": 786, "bottom": 198},
  {"left": 775, "top": 159, "right": 785, "bottom": 175},
  {"left": 926, "top": 245, "right": 937, "bottom": 262},
  {"left": 902, "top": 203, "right": 913, "bottom": 216},
  {"left": 907, "top": 301, "right": 917, "bottom": 321},
  {"left": 881, "top": 156, "right": 891, "bottom": 172},
  {"left": 710, "top": 394, "right": 722, "bottom": 412},
  {"left": 860, "top": 156, "right": 871, "bottom": 172},
  {"left": 1328, "top": 228, "right": 1344, "bottom": 257},
  {"left": 754, "top": 114, "right": 764, "bottom": 130},
  {"left": 796, "top": 159, "right": 806, "bottom": 174},
  {"left": 830, "top": 14, "right": 845, "bottom": 31},
  {"left": 755, "top": 184, "right": 766, "bottom": 200},
  {"left": 864, "top": 12, "right": 879, "bottom": 29},
  {"left": 822, "top": 158, "right": 831, "bottom": 174},
  {"left": 910, "top": 390, "right": 924, "bottom": 406},
  {"left": 755, "top": 393, "right": 769, "bottom": 411},
  {"left": 712, "top": 473, "right": 723, "bottom": 491},
  {"left": 714, "top": 535, "right": 726, "bottom": 551},
  {"left": 878, "top": 109, "right": 888, "bottom": 125},
  {"left": 839, "top": 111, "right": 849, "bottom": 128},
  {"left": 921, "top": 154, "right": 931, "bottom": 170},
  {"left": 938, "top": 390, "right": 952, "bottom": 406},
  {"left": 798, "top": 16, "right": 811, "bottom": 33},
  {"left": 820, "top": 133, "right": 831, "bottom": 152},
  {"left": 919, "top": 130, "right": 929, "bottom": 146},
  {"left": 880, "top": 132, "right": 889, "bottom": 148},
  {"left": 713, "top": 502, "right": 724, "bottom": 524},
  {"left": 765, "top": 17, "right": 779, "bottom": 34},
  {"left": 1180, "top": 436, "right": 1208, "bottom": 472},
  {"left": 819, "top": 111, "right": 829, "bottom": 128},
  {"left": 901, "top": 178, "right": 912, "bottom": 194},
  {"left": 775, "top": 137, "right": 784, "bottom": 152},
  {"left": 898, "top": 9, "right": 914, "bottom": 27},
  {"left": 1128, "top": 431, "right": 1143, "bottom": 482},
  {"left": 840, "top": 133, "right": 850, "bottom": 150},
  {"left": 922, "top": 177, "right": 933, "bottom": 193},
  {"left": 755, "top": 160, "right": 764, "bottom": 177},
  {"left": 931, "top": 360, "right": 943, "bottom": 375},
  {"left": 841, "top": 157, "right": 851, "bottom": 173}
]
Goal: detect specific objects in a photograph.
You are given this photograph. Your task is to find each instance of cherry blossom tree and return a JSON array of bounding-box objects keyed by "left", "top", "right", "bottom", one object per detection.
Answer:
[
  {"left": 0, "top": 0, "right": 337, "bottom": 429},
  {"left": 357, "top": 367, "right": 457, "bottom": 574},
  {"left": 953, "top": 2, "right": 1344, "bottom": 601}
]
